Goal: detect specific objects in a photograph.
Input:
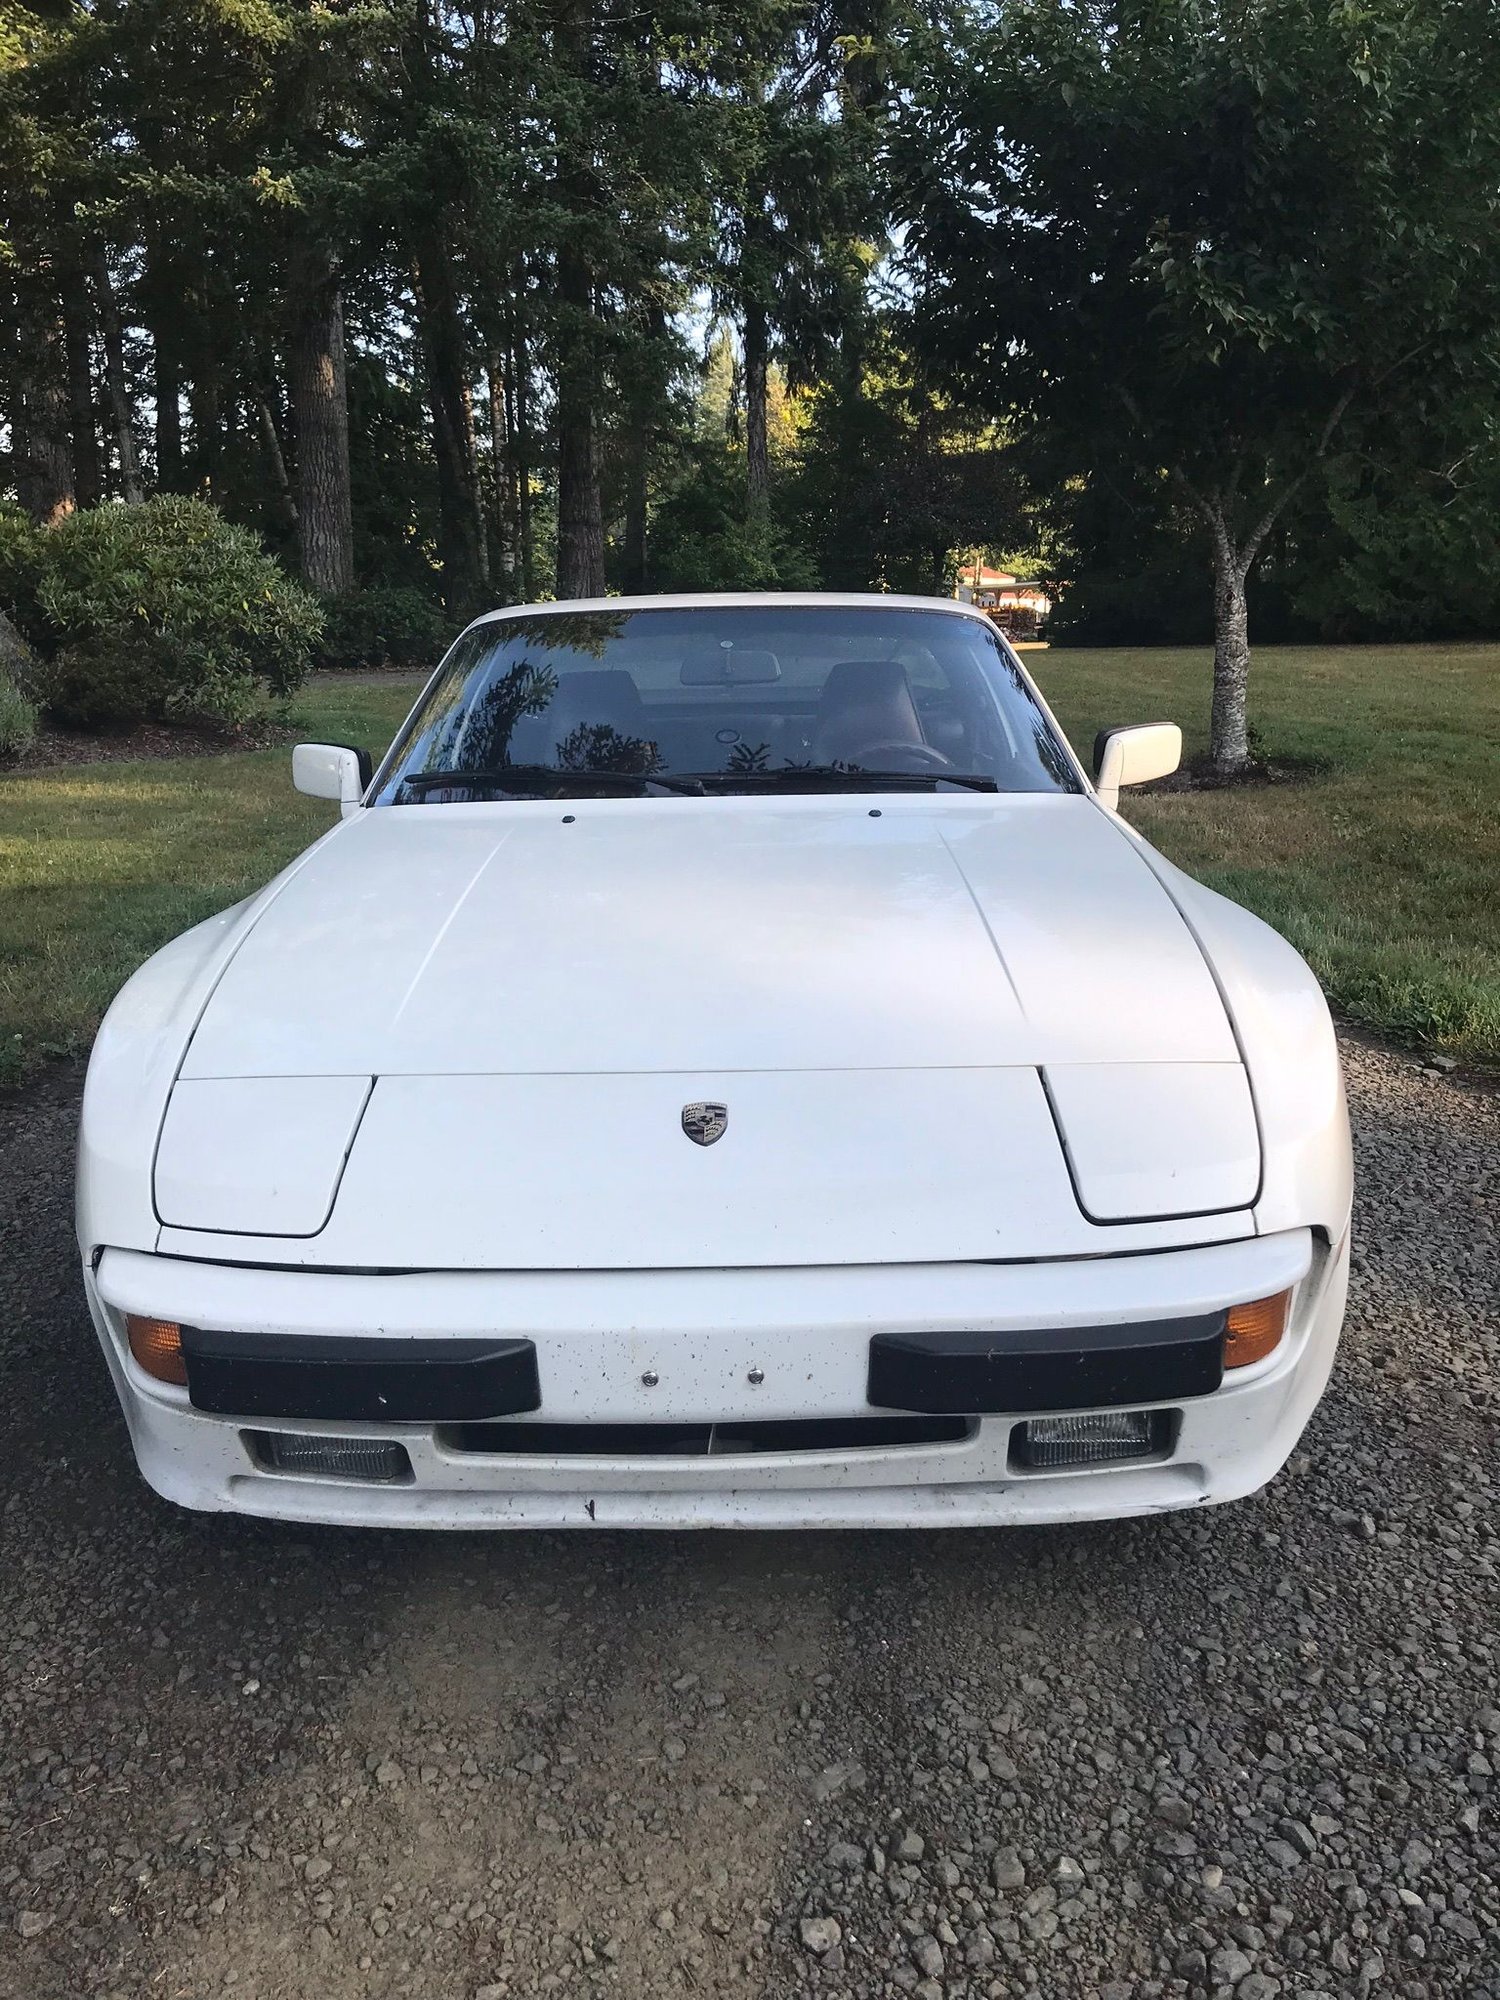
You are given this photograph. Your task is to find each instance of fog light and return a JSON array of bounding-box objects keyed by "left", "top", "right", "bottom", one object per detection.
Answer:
[
  {"left": 127, "top": 1314, "right": 186, "bottom": 1386},
  {"left": 1013, "top": 1410, "right": 1170, "bottom": 1469},
  {"left": 251, "top": 1433, "right": 412, "bottom": 1483},
  {"left": 1225, "top": 1289, "right": 1292, "bottom": 1369}
]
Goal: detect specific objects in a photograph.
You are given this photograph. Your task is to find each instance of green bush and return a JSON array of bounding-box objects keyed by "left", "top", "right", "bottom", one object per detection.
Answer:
[
  {"left": 0, "top": 674, "right": 38, "bottom": 760},
  {"left": 32, "top": 496, "right": 323, "bottom": 729},
  {"left": 316, "top": 583, "right": 448, "bottom": 671},
  {"left": 0, "top": 502, "right": 46, "bottom": 655}
]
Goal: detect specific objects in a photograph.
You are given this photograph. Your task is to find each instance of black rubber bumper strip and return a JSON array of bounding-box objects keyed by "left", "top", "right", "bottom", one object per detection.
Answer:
[
  {"left": 180, "top": 1327, "right": 542, "bottom": 1423},
  {"left": 866, "top": 1312, "right": 1226, "bottom": 1415}
]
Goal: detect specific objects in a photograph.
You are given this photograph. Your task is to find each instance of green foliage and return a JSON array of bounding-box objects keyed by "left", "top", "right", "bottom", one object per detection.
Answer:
[
  {"left": 31, "top": 498, "right": 323, "bottom": 730},
  {"left": 1048, "top": 402, "right": 1500, "bottom": 647},
  {"left": 649, "top": 448, "right": 818, "bottom": 592},
  {"left": 899, "top": 0, "right": 1500, "bottom": 738},
  {"left": 787, "top": 324, "right": 1032, "bottom": 594},
  {"left": 316, "top": 584, "right": 450, "bottom": 672},
  {"left": 0, "top": 502, "right": 45, "bottom": 650},
  {"left": 0, "top": 675, "right": 38, "bottom": 760}
]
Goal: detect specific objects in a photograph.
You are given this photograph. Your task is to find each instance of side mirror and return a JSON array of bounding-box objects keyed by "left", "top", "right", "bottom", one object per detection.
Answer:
[
  {"left": 293, "top": 742, "right": 372, "bottom": 817},
  {"left": 1092, "top": 723, "right": 1182, "bottom": 811}
]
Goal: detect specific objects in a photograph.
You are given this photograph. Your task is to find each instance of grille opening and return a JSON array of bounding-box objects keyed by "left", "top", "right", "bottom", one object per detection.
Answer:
[{"left": 440, "top": 1415, "right": 974, "bottom": 1458}]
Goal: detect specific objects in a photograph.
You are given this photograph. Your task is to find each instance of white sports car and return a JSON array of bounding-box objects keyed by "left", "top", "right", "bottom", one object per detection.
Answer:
[{"left": 78, "top": 593, "right": 1351, "bottom": 1529}]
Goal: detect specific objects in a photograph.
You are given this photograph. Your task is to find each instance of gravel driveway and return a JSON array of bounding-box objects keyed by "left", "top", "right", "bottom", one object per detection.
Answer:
[{"left": 1, "top": 1038, "right": 1495, "bottom": 2000}]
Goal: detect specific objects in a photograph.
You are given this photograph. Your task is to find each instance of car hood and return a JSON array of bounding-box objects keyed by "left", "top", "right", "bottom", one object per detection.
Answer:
[
  {"left": 154, "top": 798, "right": 1262, "bottom": 1265},
  {"left": 183, "top": 795, "right": 1239, "bottom": 1080}
]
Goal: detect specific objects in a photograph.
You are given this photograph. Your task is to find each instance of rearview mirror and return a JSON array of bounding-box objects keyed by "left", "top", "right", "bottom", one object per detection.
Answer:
[
  {"left": 1092, "top": 723, "right": 1182, "bottom": 811},
  {"left": 293, "top": 743, "right": 372, "bottom": 816},
  {"left": 680, "top": 648, "right": 781, "bottom": 686}
]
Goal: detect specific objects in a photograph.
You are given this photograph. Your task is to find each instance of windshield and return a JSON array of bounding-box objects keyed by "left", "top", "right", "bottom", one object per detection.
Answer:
[{"left": 371, "top": 605, "right": 1081, "bottom": 802}]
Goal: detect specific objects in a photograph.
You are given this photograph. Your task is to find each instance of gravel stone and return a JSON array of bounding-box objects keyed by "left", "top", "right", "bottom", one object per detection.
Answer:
[
  {"left": 799, "top": 1915, "right": 841, "bottom": 1954},
  {"left": 991, "top": 1846, "right": 1026, "bottom": 1890},
  {"left": 910, "top": 1933, "right": 944, "bottom": 1977},
  {"left": 1213, "top": 1945, "right": 1254, "bottom": 1982}
]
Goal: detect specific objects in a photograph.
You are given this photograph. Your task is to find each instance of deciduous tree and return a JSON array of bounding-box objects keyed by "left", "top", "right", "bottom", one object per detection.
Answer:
[{"left": 899, "top": 0, "right": 1500, "bottom": 768}]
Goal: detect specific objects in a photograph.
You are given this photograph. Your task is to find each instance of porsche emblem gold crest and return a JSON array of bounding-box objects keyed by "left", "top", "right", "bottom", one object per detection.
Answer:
[{"left": 681, "top": 1101, "right": 728, "bottom": 1147}]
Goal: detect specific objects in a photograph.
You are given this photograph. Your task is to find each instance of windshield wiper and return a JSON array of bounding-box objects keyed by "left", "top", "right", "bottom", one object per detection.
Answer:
[
  {"left": 685, "top": 767, "right": 1000, "bottom": 793},
  {"left": 396, "top": 764, "right": 705, "bottom": 799}
]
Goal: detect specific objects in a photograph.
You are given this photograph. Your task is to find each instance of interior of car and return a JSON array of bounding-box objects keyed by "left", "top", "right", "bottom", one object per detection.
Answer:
[
  {"left": 503, "top": 655, "right": 987, "bottom": 774},
  {"left": 375, "top": 607, "right": 1078, "bottom": 796}
]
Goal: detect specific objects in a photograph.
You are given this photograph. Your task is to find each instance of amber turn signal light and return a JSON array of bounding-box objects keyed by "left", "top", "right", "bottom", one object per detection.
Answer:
[
  {"left": 1224, "top": 1289, "right": 1292, "bottom": 1370},
  {"left": 127, "top": 1314, "right": 187, "bottom": 1386}
]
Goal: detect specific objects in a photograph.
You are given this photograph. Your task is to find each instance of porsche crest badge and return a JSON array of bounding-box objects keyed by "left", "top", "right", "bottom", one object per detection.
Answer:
[{"left": 681, "top": 1101, "right": 728, "bottom": 1147}]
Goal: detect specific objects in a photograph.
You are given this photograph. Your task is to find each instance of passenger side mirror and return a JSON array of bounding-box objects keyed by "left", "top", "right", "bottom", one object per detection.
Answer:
[
  {"left": 1092, "top": 723, "right": 1182, "bottom": 811},
  {"left": 293, "top": 743, "right": 372, "bottom": 817}
]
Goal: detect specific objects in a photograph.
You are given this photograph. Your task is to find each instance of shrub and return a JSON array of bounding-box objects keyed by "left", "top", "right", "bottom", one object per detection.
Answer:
[
  {"left": 316, "top": 582, "right": 448, "bottom": 671},
  {"left": 0, "top": 502, "right": 45, "bottom": 655},
  {"left": 32, "top": 496, "right": 323, "bottom": 729},
  {"left": 0, "top": 674, "right": 38, "bottom": 761}
]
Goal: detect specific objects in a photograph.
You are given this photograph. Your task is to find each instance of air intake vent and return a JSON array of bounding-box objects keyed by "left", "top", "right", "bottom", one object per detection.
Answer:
[{"left": 441, "top": 1416, "right": 972, "bottom": 1458}]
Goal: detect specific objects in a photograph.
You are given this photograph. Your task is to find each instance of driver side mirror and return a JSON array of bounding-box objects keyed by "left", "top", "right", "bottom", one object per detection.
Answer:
[
  {"left": 293, "top": 742, "right": 372, "bottom": 817},
  {"left": 1092, "top": 723, "right": 1182, "bottom": 811}
]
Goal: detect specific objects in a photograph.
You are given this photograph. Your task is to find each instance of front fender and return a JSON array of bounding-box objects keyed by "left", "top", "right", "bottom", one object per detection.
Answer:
[
  {"left": 76, "top": 904, "right": 256, "bottom": 1256},
  {"left": 1140, "top": 852, "right": 1353, "bottom": 1242}
]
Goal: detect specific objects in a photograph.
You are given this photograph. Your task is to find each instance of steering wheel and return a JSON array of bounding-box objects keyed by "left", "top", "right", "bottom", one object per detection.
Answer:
[{"left": 851, "top": 740, "right": 954, "bottom": 772}]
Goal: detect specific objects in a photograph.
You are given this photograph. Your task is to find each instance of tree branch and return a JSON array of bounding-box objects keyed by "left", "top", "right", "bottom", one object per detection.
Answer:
[{"left": 1234, "top": 378, "right": 1362, "bottom": 569}]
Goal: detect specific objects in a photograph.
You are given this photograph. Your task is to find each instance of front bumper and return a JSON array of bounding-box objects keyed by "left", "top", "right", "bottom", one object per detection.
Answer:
[{"left": 86, "top": 1229, "right": 1347, "bottom": 1530}]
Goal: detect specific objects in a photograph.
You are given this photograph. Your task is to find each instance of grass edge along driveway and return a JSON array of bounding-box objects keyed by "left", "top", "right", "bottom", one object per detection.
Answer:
[{"left": 0, "top": 641, "right": 1496, "bottom": 1087}]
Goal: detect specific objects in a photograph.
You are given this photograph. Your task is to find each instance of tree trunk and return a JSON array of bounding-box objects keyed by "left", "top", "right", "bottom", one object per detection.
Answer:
[
  {"left": 257, "top": 396, "right": 298, "bottom": 533},
  {"left": 187, "top": 375, "right": 222, "bottom": 497},
  {"left": 14, "top": 268, "right": 74, "bottom": 524},
  {"left": 144, "top": 243, "right": 184, "bottom": 490},
  {"left": 91, "top": 244, "right": 144, "bottom": 502},
  {"left": 288, "top": 242, "right": 354, "bottom": 596},
  {"left": 60, "top": 258, "right": 102, "bottom": 509},
  {"left": 622, "top": 405, "right": 648, "bottom": 595},
  {"left": 1210, "top": 532, "right": 1252, "bottom": 773},
  {"left": 555, "top": 380, "right": 604, "bottom": 598},
  {"left": 511, "top": 299, "right": 535, "bottom": 601},
  {"left": 154, "top": 335, "right": 183, "bottom": 489},
  {"left": 552, "top": 0, "right": 604, "bottom": 601},
  {"left": 743, "top": 296, "right": 770, "bottom": 515},
  {"left": 554, "top": 237, "right": 605, "bottom": 600},
  {"left": 485, "top": 348, "right": 508, "bottom": 592},
  {"left": 412, "top": 244, "right": 489, "bottom": 608}
]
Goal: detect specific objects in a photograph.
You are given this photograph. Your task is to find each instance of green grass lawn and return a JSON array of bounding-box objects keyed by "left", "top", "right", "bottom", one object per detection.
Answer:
[
  {"left": 1036, "top": 643, "right": 1500, "bottom": 1065},
  {"left": 1, "top": 643, "right": 1496, "bottom": 1087},
  {"left": 0, "top": 679, "right": 418, "bottom": 1086}
]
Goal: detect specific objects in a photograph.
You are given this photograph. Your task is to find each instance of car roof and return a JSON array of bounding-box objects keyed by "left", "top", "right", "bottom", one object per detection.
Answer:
[{"left": 466, "top": 591, "right": 998, "bottom": 629}]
